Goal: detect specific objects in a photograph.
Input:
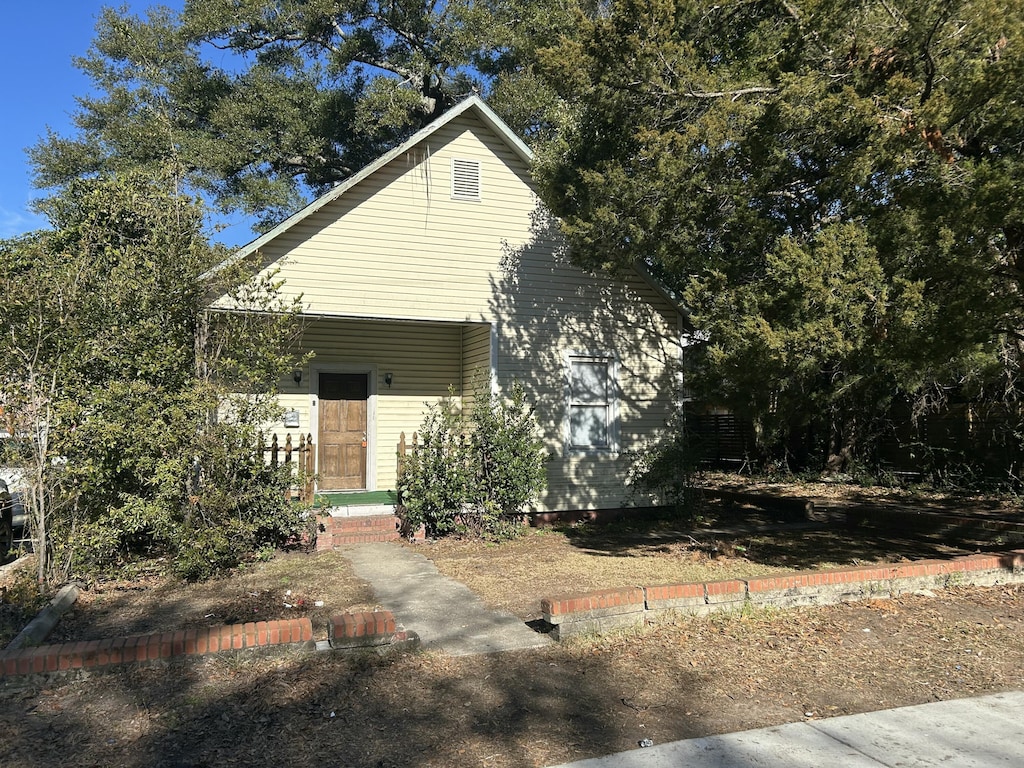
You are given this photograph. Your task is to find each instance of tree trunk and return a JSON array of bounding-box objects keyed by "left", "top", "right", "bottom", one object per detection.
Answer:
[
  {"left": 825, "top": 413, "right": 857, "bottom": 475},
  {"left": 33, "top": 424, "right": 48, "bottom": 586}
]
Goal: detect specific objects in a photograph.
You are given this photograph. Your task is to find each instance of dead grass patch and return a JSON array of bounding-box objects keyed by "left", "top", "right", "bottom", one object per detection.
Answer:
[
  {"left": 409, "top": 528, "right": 789, "bottom": 620},
  {"left": 411, "top": 513, "right": 978, "bottom": 620},
  {"left": 47, "top": 550, "right": 376, "bottom": 644},
  {"left": 2, "top": 584, "right": 1022, "bottom": 768}
]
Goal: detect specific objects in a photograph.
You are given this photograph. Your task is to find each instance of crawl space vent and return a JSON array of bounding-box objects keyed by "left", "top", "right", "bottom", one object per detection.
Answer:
[{"left": 451, "top": 158, "right": 481, "bottom": 200}]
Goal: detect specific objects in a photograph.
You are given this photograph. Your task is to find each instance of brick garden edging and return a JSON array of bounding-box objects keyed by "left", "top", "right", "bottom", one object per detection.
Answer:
[
  {"left": 0, "top": 618, "right": 314, "bottom": 678},
  {"left": 0, "top": 610, "right": 413, "bottom": 681},
  {"left": 541, "top": 550, "right": 1024, "bottom": 639}
]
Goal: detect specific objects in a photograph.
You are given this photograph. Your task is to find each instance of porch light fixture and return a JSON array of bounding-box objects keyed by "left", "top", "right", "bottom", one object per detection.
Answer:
[
  {"left": 293, "top": 369, "right": 302, "bottom": 386},
  {"left": 384, "top": 372, "right": 393, "bottom": 388}
]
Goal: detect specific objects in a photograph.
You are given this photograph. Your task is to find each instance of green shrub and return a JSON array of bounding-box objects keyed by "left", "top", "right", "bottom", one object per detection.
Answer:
[
  {"left": 173, "top": 418, "right": 306, "bottom": 580},
  {"left": 67, "top": 396, "right": 307, "bottom": 581},
  {"left": 396, "top": 394, "right": 473, "bottom": 537},
  {"left": 398, "top": 380, "right": 547, "bottom": 540},
  {"left": 470, "top": 382, "right": 548, "bottom": 529}
]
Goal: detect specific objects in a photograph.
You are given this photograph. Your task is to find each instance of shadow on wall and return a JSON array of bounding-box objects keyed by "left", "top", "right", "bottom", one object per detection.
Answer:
[
  {"left": 488, "top": 203, "right": 684, "bottom": 510},
  {"left": 297, "top": 316, "right": 470, "bottom": 403}
]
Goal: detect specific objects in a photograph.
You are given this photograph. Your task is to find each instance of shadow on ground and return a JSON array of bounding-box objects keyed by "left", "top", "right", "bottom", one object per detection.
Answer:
[
  {"left": 0, "top": 646, "right": 717, "bottom": 768},
  {"left": 557, "top": 498, "right": 992, "bottom": 570},
  {"left": 5, "top": 579, "right": 1024, "bottom": 768}
]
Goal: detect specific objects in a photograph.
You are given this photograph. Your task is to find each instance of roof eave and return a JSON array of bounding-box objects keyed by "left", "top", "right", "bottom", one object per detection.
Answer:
[
  {"left": 201, "top": 95, "right": 530, "bottom": 284},
  {"left": 632, "top": 260, "right": 693, "bottom": 331}
]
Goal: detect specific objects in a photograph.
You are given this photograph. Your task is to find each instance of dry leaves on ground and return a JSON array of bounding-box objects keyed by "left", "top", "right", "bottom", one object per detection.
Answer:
[{"left": 2, "top": 584, "right": 1022, "bottom": 768}]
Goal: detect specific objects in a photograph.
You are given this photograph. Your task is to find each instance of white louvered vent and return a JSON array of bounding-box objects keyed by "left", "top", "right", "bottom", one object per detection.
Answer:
[{"left": 451, "top": 158, "right": 481, "bottom": 200}]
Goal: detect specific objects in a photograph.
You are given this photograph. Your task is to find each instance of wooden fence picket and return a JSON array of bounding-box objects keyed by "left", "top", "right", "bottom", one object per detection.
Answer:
[{"left": 260, "top": 432, "right": 315, "bottom": 503}]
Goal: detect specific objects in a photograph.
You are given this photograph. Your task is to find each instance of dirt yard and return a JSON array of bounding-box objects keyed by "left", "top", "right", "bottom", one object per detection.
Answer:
[
  {"left": 1, "top": 480, "right": 1022, "bottom": 767},
  {"left": 1, "top": 584, "right": 1022, "bottom": 768}
]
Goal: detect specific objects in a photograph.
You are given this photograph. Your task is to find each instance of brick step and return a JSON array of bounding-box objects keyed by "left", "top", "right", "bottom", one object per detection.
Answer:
[
  {"left": 328, "top": 514, "right": 401, "bottom": 532},
  {"left": 328, "top": 531, "right": 402, "bottom": 546},
  {"left": 315, "top": 514, "right": 402, "bottom": 550}
]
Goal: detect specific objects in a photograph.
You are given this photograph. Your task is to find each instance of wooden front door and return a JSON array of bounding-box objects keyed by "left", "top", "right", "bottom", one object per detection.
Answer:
[{"left": 318, "top": 372, "right": 368, "bottom": 490}]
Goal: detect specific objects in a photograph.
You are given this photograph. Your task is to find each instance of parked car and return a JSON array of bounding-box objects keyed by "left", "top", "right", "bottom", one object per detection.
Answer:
[
  {"left": 0, "top": 429, "right": 28, "bottom": 558},
  {"left": 0, "top": 478, "right": 13, "bottom": 558}
]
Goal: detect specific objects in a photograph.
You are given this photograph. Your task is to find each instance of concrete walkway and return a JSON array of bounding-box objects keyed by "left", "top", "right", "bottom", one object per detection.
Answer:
[
  {"left": 340, "top": 542, "right": 551, "bottom": 656},
  {"left": 547, "top": 690, "right": 1024, "bottom": 767}
]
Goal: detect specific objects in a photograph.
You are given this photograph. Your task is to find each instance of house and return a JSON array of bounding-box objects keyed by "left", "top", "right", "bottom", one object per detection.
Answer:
[{"left": 211, "top": 96, "right": 687, "bottom": 512}]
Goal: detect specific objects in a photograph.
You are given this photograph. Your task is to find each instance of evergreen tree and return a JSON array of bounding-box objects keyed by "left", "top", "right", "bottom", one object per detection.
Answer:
[{"left": 534, "top": 0, "right": 1024, "bottom": 471}]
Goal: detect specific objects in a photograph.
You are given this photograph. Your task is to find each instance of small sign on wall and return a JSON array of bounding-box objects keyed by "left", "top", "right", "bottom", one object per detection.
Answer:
[{"left": 283, "top": 409, "right": 300, "bottom": 428}]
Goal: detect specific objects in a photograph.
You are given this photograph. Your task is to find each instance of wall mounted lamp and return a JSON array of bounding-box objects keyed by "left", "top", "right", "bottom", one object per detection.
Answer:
[
  {"left": 384, "top": 372, "right": 394, "bottom": 388},
  {"left": 292, "top": 369, "right": 302, "bottom": 386}
]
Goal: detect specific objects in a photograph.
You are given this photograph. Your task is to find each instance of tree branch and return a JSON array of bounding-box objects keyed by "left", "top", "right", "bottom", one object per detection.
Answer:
[
  {"left": 920, "top": 5, "right": 953, "bottom": 106},
  {"left": 686, "top": 86, "right": 779, "bottom": 100},
  {"left": 628, "top": 83, "right": 779, "bottom": 100},
  {"left": 878, "top": 0, "right": 907, "bottom": 26},
  {"left": 368, "top": 10, "right": 429, "bottom": 52},
  {"left": 778, "top": 0, "right": 831, "bottom": 58}
]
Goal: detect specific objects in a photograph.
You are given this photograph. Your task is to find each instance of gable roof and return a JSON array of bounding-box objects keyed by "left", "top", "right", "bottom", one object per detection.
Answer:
[
  {"left": 203, "top": 95, "right": 686, "bottom": 320},
  {"left": 205, "top": 96, "right": 530, "bottom": 280}
]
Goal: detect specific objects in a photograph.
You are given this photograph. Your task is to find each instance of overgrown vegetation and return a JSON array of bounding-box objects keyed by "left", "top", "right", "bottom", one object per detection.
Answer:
[
  {"left": 535, "top": 0, "right": 1024, "bottom": 476},
  {"left": 0, "top": 171, "right": 307, "bottom": 583},
  {"left": 398, "top": 381, "right": 547, "bottom": 540},
  {"left": 626, "top": 409, "right": 704, "bottom": 519}
]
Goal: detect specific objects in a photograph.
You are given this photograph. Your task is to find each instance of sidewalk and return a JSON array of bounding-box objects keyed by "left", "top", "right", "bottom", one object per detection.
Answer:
[
  {"left": 340, "top": 541, "right": 551, "bottom": 656},
  {"left": 547, "top": 690, "right": 1024, "bottom": 767}
]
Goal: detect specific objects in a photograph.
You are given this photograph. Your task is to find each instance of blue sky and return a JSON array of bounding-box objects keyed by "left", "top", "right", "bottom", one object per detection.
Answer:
[{"left": 0, "top": 1, "right": 252, "bottom": 247}]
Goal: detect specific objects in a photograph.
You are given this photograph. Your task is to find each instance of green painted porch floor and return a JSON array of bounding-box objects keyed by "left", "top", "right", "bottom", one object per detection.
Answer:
[{"left": 315, "top": 490, "right": 398, "bottom": 508}]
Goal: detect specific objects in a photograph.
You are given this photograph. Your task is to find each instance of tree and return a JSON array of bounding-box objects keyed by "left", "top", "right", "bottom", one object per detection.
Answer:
[
  {"left": 31, "top": 0, "right": 593, "bottom": 230},
  {"left": 534, "top": 0, "right": 1024, "bottom": 471},
  {"left": 0, "top": 171, "right": 306, "bottom": 582}
]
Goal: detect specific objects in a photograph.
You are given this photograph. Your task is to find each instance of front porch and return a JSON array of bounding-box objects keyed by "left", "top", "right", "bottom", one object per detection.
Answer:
[{"left": 271, "top": 315, "right": 492, "bottom": 499}]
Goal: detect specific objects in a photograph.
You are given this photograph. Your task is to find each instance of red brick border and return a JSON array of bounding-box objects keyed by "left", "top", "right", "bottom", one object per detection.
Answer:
[
  {"left": 540, "top": 550, "right": 1024, "bottom": 639},
  {"left": 541, "top": 587, "right": 645, "bottom": 618},
  {"left": 0, "top": 609, "right": 422, "bottom": 680},
  {"left": 327, "top": 610, "right": 409, "bottom": 649},
  {"left": 0, "top": 618, "right": 314, "bottom": 679}
]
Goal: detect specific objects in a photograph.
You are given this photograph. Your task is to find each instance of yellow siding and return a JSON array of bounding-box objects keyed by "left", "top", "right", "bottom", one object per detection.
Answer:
[
  {"left": 460, "top": 323, "right": 492, "bottom": 414},
  {"left": 492, "top": 237, "right": 683, "bottom": 511},
  {"left": 250, "top": 113, "right": 537, "bottom": 322}
]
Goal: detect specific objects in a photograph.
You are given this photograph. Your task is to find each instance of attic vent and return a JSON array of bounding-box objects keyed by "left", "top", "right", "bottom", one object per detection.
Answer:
[{"left": 451, "top": 158, "right": 481, "bottom": 200}]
